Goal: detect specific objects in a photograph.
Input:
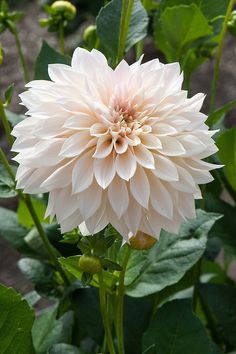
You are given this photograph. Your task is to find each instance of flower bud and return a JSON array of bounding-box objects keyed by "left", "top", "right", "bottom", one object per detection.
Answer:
[
  {"left": 79, "top": 255, "right": 102, "bottom": 274},
  {"left": 130, "top": 231, "right": 157, "bottom": 250},
  {"left": 51, "top": 1, "right": 77, "bottom": 21},
  {"left": 83, "top": 25, "right": 97, "bottom": 43},
  {"left": 228, "top": 10, "right": 236, "bottom": 37},
  {"left": 39, "top": 18, "right": 52, "bottom": 28}
]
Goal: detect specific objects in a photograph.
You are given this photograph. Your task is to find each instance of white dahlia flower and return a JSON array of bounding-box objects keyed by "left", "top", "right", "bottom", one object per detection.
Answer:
[{"left": 12, "top": 48, "right": 218, "bottom": 242}]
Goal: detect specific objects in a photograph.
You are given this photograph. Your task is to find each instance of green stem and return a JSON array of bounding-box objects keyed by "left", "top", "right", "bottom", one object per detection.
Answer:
[
  {"left": 116, "top": 245, "right": 131, "bottom": 354},
  {"left": 98, "top": 271, "right": 116, "bottom": 354},
  {"left": 209, "top": 0, "right": 235, "bottom": 114},
  {"left": 59, "top": 22, "right": 65, "bottom": 55},
  {"left": 117, "top": 0, "right": 134, "bottom": 64},
  {"left": 135, "top": 40, "right": 144, "bottom": 60},
  {"left": 0, "top": 100, "right": 14, "bottom": 146},
  {"left": 11, "top": 25, "right": 30, "bottom": 83},
  {"left": 0, "top": 148, "right": 70, "bottom": 286}
]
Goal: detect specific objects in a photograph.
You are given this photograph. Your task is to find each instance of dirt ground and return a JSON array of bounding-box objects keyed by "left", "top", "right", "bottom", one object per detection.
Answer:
[{"left": 1, "top": 1, "right": 236, "bottom": 294}]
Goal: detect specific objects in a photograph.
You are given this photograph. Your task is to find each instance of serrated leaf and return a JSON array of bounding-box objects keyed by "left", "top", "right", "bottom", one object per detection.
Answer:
[
  {"left": 4, "top": 83, "right": 14, "bottom": 106},
  {"left": 17, "top": 197, "right": 47, "bottom": 229},
  {"left": 143, "top": 299, "right": 211, "bottom": 354},
  {"left": 154, "top": 4, "right": 212, "bottom": 62},
  {"left": 0, "top": 284, "right": 35, "bottom": 354},
  {"left": 0, "top": 161, "right": 17, "bottom": 198},
  {"left": 18, "top": 258, "right": 60, "bottom": 299},
  {"left": 207, "top": 99, "right": 236, "bottom": 126},
  {"left": 96, "top": 0, "right": 148, "bottom": 60},
  {"left": 34, "top": 41, "right": 71, "bottom": 80},
  {"left": 5, "top": 109, "right": 24, "bottom": 126},
  {"left": 0, "top": 207, "right": 30, "bottom": 252},
  {"left": 32, "top": 306, "right": 74, "bottom": 354},
  {"left": 198, "top": 283, "right": 236, "bottom": 347},
  {"left": 217, "top": 127, "right": 236, "bottom": 191},
  {"left": 101, "top": 258, "right": 123, "bottom": 271},
  {"left": 125, "top": 210, "right": 221, "bottom": 297}
]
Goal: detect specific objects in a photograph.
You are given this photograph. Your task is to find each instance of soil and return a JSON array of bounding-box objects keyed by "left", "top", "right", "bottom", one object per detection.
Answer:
[{"left": 1, "top": 1, "right": 236, "bottom": 294}]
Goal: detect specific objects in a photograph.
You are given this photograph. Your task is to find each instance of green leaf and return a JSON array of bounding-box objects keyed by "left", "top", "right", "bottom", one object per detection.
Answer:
[
  {"left": 17, "top": 197, "right": 47, "bottom": 228},
  {"left": 0, "top": 161, "right": 17, "bottom": 198},
  {"left": 34, "top": 41, "right": 71, "bottom": 80},
  {"left": 4, "top": 83, "right": 14, "bottom": 106},
  {"left": 124, "top": 296, "right": 152, "bottom": 354},
  {"left": 143, "top": 299, "right": 211, "bottom": 354},
  {"left": 0, "top": 207, "right": 30, "bottom": 252},
  {"left": 72, "top": 287, "right": 103, "bottom": 344},
  {"left": 48, "top": 344, "right": 82, "bottom": 354},
  {"left": 101, "top": 258, "right": 123, "bottom": 271},
  {"left": 125, "top": 210, "right": 221, "bottom": 297},
  {"left": 205, "top": 193, "right": 236, "bottom": 249},
  {"left": 32, "top": 306, "right": 74, "bottom": 354},
  {"left": 0, "top": 284, "right": 35, "bottom": 354},
  {"left": 18, "top": 258, "right": 60, "bottom": 299},
  {"left": 5, "top": 109, "right": 24, "bottom": 126},
  {"left": 198, "top": 283, "right": 236, "bottom": 347},
  {"left": 96, "top": 0, "right": 148, "bottom": 60},
  {"left": 154, "top": 4, "right": 212, "bottom": 62},
  {"left": 207, "top": 99, "right": 236, "bottom": 126},
  {"left": 217, "top": 127, "right": 236, "bottom": 191}
]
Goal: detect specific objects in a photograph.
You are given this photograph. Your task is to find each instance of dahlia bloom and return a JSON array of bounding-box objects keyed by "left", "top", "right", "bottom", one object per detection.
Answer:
[{"left": 12, "top": 48, "right": 218, "bottom": 242}]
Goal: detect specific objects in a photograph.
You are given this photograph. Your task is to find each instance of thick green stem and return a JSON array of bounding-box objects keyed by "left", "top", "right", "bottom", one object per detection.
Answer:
[
  {"left": 0, "top": 147, "right": 70, "bottom": 286},
  {"left": 135, "top": 40, "right": 144, "bottom": 60},
  {"left": 210, "top": 0, "right": 235, "bottom": 114},
  {"left": 11, "top": 26, "right": 30, "bottom": 83},
  {"left": 98, "top": 271, "right": 116, "bottom": 354},
  {"left": 116, "top": 245, "right": 131, "bottom": 354},
  {"left": 0, "top": 100, "right": 14, "bottom": 146},
  {"left": 117, "top": 0, "right": 134, "bottom": 64},
  {"left": 59, "top": 22, "right": 65, "bottom": 55}
]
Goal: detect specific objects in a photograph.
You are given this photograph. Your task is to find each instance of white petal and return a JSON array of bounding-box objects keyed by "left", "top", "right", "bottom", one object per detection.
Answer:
[
  {"left": 124, "top": 197, "right": 142, "bottom": 235},
  {"left": 94, "top": 154, "right": 116, "bottom": 189},
  {"left": 130, "top": 166, "right": 150, "bottom": 209},
  {"left": 60, "top": 131, "right": 95, "bottom": 157},
  {"left": 152, "top": 154, "right": 179, "bottom": 181},
  {"left": 158, "top": 136, "right": 185, "bottom": 156},
  {"left": 77, "top": 179, "right": 102, "bottom": 219},
  {"left": 116, "top": 148, "right": 137, "bottom": 180},
  {"left": 171, "top": 165, "right": 198, "bottom": 193},
  {"left": 113, "top": 135, "right": 128, "bottom": 154},
  {"left": 72, "top": 149, "right": 94, "bottom": 193},
  {"left": 133, "top": 144, "right": 155, "bottom": 169},
  {"left": 93, "top": 136, "right": 113, "bottom": 158},
  {"left": 148, "top": 173, "right": 173, "bottom": 219},
  {"left": 108, "top": 176, "right": 129, "bottom": 218},
  {"left": 140, "top": 134, "right": 162, "bottom": 149}
]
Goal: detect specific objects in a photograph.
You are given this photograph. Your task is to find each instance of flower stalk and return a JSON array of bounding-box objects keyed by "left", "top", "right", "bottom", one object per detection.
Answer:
[
  {"left": 9, "top": 24, "right": 30, "bottom": 83},
  {"left": 0, "top": 99, "right": 14, "bottom": 145},
  {"left": 98, "top": 271, "right": 116, "bottom": 354},
  {"left": 117, "top": 0, "right": 134, "bottom": 63},
  {"left": 116, "top": 244, "right": 131, "bottom": 354},
  {"left": 210, "top": 0, "right": 235, "bottom": 115},
  {"left": 58, "top": 21, "right": 65, "bottom": 54}
]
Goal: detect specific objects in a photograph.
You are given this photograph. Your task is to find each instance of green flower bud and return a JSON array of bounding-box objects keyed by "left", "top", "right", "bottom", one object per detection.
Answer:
[
  {"left": 83, "top": 25, "right": 97, "bottom": 50},
  {"left": 39, "top": 18, "right": 52, "bottom": 28},
  {"left": 228, "top": 10, "right": 236, "bottom": 37},
  {"left": 130, "top": 231, "right": 157, "bottom": 250},
  {"left": 51, "top": 1, "right": 77, "bottom": 21},
  {"left": 79, "top": 255, "right": 102, "bottom": 274}
]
